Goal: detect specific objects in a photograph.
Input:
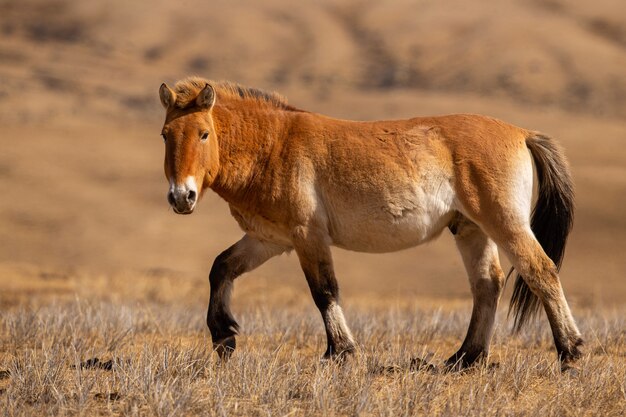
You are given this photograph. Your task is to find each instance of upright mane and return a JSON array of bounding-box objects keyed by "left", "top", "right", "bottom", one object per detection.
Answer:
[{"left": 172, "top": 76, "right": 301, "bottom": 111}]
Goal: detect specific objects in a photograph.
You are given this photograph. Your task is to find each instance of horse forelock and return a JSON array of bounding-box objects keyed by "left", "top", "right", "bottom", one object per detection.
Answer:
[{"left": 172, "top": 76, "right": 299, "bottom": 111}]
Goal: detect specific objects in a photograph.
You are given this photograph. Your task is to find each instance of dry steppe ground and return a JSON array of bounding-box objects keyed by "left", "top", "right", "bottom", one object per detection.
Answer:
[
  {"left": 1, "top": 271, "right": 625, "bottom": 416},
  {"left": 0, "top": 0, "right": 625, "bottom": 415}
]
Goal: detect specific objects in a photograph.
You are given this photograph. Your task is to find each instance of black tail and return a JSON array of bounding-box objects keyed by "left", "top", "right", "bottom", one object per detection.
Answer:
[{"left": 509, "top": 133, "right": 575, "bottom": 332}]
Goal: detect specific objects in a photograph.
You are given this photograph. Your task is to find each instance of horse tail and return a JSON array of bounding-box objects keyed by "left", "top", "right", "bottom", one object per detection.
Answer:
[{"left": 508, "top": 133, "right": 575, "bottom": 332}]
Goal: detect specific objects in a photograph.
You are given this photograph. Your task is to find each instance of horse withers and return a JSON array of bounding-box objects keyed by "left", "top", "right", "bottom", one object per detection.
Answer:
[{"left": 158, "top": 77, "right": 582, "bottom": 370}]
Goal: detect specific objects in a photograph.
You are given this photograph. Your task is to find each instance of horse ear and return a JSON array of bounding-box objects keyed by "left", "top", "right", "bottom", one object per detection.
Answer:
[
  {"left": 196, "top": 83, "right": 216, "bottom": 109},
  {"left": 159, "top": 83, "right": 176, "bottom": 109}
]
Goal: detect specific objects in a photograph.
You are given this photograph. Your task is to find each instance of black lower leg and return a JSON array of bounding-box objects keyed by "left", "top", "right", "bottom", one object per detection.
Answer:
[
  {"left": 446, "top": 309, "right": 489, "bottom": 369},
  {"left": 446, "top": 293, "right": 497, "bottom": 370},
  {"left": 207, "top": 248, "right": 244, "bottom": 358},
  {"left": 306, "top": 261, "right": 354, "bottom": 358},
  {"left": 544, "top": 306, "right": 584, "bottom": 367},
  {"left": 207, "top": 295, "right": 238, "bottom": 358}
]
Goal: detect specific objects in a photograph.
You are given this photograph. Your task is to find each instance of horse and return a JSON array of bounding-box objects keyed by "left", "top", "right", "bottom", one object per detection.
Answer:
[{"left": 158, "top": 77, "right": 582, "bottom": 369}]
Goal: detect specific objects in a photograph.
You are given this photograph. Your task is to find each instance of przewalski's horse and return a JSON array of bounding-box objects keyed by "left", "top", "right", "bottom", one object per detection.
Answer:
[{"left": 158, "top": 77, "right": 582, "bottom": 369}]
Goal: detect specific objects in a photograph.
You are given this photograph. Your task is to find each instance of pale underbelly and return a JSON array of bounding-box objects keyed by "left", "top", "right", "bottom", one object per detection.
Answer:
[
  {"left": 328, "top": 208, "right": 456, "bottom": 253},
  {"left": 324, "top": 172, "right": 457, "bottom": 253}
]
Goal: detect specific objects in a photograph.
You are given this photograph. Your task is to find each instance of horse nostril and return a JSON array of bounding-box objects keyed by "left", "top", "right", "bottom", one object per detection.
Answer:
[
  {"left": 167, "top": 191, "right": 175, "bottom": 206},
  {"left": 187, "top": 190, "right": 197, "bottom": 203}
]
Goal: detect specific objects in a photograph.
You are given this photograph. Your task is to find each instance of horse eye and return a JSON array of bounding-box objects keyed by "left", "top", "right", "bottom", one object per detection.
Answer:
[
  {"left": 200, "top": 131, "right": 209, "bottom": 141},
  {"left": 161, "top": 133, "right": 167, "bottom": 143}
]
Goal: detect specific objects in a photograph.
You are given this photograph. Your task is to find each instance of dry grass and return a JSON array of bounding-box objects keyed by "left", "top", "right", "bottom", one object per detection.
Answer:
[{"left": 1, "top": 272, "right": 624, "bottom": 416}]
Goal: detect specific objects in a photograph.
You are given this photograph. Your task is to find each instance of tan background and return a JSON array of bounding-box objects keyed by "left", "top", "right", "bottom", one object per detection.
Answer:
[{"left": 0, "top": 0, "right": 625, "bottom": 306}]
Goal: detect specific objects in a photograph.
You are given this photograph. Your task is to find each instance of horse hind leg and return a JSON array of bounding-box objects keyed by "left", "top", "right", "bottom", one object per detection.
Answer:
[
  {"left": 496, "top": 228, "right": 583, "bottom": 368},
  {"left": 446, "top": 215, "right": 505, "bottom": 369},
  {"left": 459, "top": 205, "right": 582, "bottom": 368}
]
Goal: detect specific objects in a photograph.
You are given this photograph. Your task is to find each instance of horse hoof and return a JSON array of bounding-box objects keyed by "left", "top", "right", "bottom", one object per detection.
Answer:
[
  {"left": 214, "top": 336, "right": 236, "bottom": 360},
  {"left": 559, "top": 337, "right": 583, "bottom": 371},
  {"left": 444, "top": 349, "right": 487, "bottom": 372},
  {"left": 560, "top": 353, "right": 583, "bottom": 373},
  {"left": 321, "top": 345, "right": 355, "bottom": 364}
]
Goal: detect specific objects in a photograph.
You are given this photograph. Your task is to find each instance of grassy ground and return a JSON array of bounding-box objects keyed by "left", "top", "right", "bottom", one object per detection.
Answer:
[{"left": 1, "top": 270, "right": 624, "bottom": 416}]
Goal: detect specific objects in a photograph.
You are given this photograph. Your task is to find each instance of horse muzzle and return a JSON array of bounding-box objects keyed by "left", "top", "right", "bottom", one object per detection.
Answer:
[{"left": 168, "top": 178, "right": 198, "bottom": 215}]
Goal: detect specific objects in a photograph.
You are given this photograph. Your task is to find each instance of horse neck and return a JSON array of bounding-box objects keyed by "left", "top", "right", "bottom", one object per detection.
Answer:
[{"left": 210, "top": 102, "right": 290, "bottom": 206}]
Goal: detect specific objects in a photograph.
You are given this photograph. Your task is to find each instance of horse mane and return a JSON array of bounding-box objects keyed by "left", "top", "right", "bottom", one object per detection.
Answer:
[{"left": 172, "top": 76, "right": 302, "bottom": 112}]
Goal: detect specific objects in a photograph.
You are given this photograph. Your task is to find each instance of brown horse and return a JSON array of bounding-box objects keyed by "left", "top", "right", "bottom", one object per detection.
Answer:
[{"left": 158, "top": 77, "right": 582, "bottom": 369}]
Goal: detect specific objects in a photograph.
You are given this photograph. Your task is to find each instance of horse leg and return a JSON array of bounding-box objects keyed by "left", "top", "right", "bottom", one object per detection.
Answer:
[
  {"left": 446, "top": 216, "right": 505, "bottom": 369},
  {"left": 495, "top": 229, "right": 583, "bottom": 368},
  {"left": 292, "top": 229, "right": 355, "bottom": 358},
  {"left": 207, "top": 234, "right": 287, "bottom": 358}
]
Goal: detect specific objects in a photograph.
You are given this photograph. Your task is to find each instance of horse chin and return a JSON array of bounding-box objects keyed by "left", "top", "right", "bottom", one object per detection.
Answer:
[{"left": 173, "top": 206, "right": 195, "bottom": 215}]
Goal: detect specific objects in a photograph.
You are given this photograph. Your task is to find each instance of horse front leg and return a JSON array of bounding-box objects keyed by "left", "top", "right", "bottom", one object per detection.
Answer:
[
  {"left": 207, "top": 234, "right": 286, "bottom": 359},
  {"left": 292, "top": 227, "right": 356, "bottom": 359}
]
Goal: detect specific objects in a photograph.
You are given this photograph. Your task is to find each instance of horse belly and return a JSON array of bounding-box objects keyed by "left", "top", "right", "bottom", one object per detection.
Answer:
[{"left": 327, "top": 181, "right": 456, "bottom": 253}]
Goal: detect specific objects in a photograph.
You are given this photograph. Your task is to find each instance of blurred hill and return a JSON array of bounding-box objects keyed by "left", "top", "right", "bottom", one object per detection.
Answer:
[
  {"left": 1, "top": 0, "right": 625, "bottom": 124},
  {"left": 0, "top": 0, "right": 624, "bottom": 305}
]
